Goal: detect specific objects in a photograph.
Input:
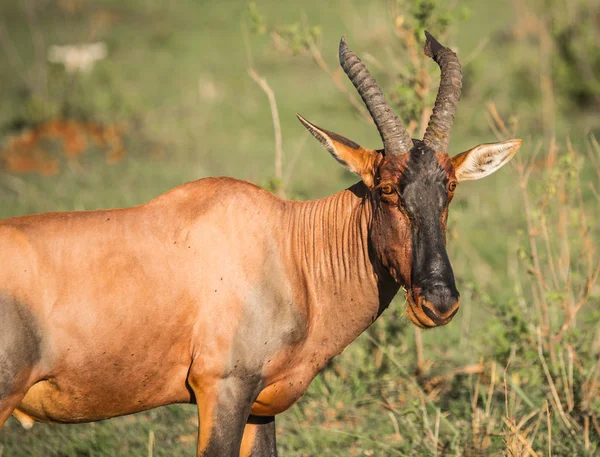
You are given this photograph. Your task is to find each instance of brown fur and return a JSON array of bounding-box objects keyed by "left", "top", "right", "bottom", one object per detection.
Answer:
[{"left": 0, "top": 177, "right": 402, "bottom": 455}]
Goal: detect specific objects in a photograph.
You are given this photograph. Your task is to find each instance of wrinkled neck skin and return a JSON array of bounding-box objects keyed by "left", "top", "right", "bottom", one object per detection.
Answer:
[{"left": 285, "top": 182, "right": 400, "bottom": 357}]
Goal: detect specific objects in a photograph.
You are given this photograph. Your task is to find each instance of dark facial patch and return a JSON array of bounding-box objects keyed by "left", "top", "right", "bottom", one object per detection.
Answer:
[
  {"left": 400, "top": 142, "right": 458, "bottom": 313},
  {"left": 372, "top": 141, "right": 459, "bottom": 316},
  {"left": 399, "top": 141, "right": 449, "bottom": 211}
]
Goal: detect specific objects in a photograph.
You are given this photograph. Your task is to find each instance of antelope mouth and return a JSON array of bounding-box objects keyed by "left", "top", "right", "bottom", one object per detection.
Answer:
[
  {"left": 404, "top": 288, "right": 457, "bottom": 328},
  {"left": 404, "top": 289, "right": 434, "bottom": 328}
]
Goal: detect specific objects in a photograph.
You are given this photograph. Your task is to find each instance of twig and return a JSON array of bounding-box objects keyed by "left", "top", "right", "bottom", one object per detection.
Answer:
[
  {"left": 502, "top": 417, "right": 540, "bottom": 457},
  {"left": 414, "top": 327, "right": 424, "bottom": 377},
  {"left": 586, "top": 134, "right": 600, "bottom": 181},
  {"left": 485, "top": 111, "right": 505, "bottom": 141},
  {"left": 503, "top": 345, "right": 514, "bottom": 419},
  {"left": 528, "top": 412, "right": 544, "bottom": 456},
  {"left": 553, "top": 260, "right": 600, "bottom": 345},
  {"left": 487, "top": 103, "right": 510, "bottom": 138},
  {"left": 422, "top": 406, "right": 432, "bottom": 447},
  {"left": 516, "top": 409, "right": 540, "bottom": 431},
  {"left": 540, "top": 216, "right": 560, "bottom": 291},
  {"left": 485, "top": 361, "right": 496, "bottom": 418},
  {"left": 471, "top": 367, "right": 480, "bottom": 412},
  {"left": 516, "top": 148, "right": 552, "bottom": 357},
  {"left": 304, "top": 29, "right": 371, "bottom": 122},
  {"left": 433, "top": 408, "right": 440, "bottom": 457},
  {"left": 567, "top": 345, "right": 574, "bottom": 414},
  {"left": 148, "top": 429, "right": 155, "bottom": 457},
  {"left": 558, "top": 349, "right": 573, "bottom": 412},
  {"left": 591, "top": 414, "right": 600, "bottom": 438},
  {"left": 575, "top": 172, "right": 594, "bottom": 280},
  {"left": 387, "top": 410, "right": 402, "bottom": 442},
  {"left": 537, "top": 328, "right": 577, "bottom": 435},
  {"left": 284, "top": 134, "right": 308, "bottom": 185},
  {"left": 248, "top": 68, "right": 284, "bottom": 197},
  {"left": 546, "top": 400, "right": 552, "bottom": 457},
  {"left": 243, "top": 21, "right": 285, "bottom": 196}
]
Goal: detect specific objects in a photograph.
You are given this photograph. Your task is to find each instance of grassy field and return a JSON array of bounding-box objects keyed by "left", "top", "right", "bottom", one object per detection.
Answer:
[{"left": 0, "top": 0, "right": 599, "bottom": 455}]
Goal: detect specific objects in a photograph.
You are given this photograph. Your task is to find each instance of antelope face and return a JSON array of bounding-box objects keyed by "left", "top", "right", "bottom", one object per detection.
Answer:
[
  {"left": 299, "top": 32, "right": 522, "bottom": 328},
  {"left": 372, "top": 143, "right": 459, "bottom": 327}
]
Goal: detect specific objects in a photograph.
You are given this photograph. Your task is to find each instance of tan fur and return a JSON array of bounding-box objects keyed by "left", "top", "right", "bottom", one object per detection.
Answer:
[
  {"left": 0, "top": 178, "right": 397, "bottom": 454},
  {"left": 0, "top": 138, "right": 520, "bottom": 455},
  {"left": 239, "top": 423, "right": 258, "bottom": 457}
]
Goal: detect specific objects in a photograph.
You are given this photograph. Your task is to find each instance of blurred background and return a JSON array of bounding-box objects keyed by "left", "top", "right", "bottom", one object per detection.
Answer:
[{"left": 0, "top": 0, "right": 598, "bottom": 455}]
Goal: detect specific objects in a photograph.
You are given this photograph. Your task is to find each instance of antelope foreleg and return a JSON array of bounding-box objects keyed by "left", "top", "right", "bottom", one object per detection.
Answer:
[
  {"left": 0, "top": 393, "right": 26, "bottom": 428},
  {"left": 0, "top": 294, "right": 41, "bottom": 428},
  {"left": 191, "top": 375, "right": 263, "bottom": 457}
]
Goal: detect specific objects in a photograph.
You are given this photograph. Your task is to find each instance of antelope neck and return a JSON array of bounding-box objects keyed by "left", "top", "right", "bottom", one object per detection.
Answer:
[{"left": 284, "top": 182, "right": 400, "bottom": 352}]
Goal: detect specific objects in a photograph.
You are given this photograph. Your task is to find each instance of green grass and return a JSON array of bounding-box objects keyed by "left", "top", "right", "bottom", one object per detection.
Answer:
[{"left": 1, "top": 0, "right": 599, "bottom": 456}]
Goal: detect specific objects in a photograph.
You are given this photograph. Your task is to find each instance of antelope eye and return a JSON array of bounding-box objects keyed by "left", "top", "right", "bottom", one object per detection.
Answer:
[
  {"left": 380, "top": 184, "right": 394, "bottom": 195},
  {"left": 447, "top": 181, "right": 457, "bottom": 192}
]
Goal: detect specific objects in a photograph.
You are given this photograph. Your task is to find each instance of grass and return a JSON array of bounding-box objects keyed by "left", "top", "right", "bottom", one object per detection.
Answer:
[{"left": 0, "top": 0, "right": 599, "bottom": 455}]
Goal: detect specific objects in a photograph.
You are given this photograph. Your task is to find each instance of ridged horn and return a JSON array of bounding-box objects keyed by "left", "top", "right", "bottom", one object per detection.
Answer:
[
  {"left": 423, "top": 31, "right": 462, "bottom": 154},
  {"left": 339, "top": 36, "right": 412, "bottom": 155}
]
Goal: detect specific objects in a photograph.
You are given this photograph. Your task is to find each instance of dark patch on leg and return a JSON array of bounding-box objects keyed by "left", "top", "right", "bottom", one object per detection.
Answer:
[
  {"left": 199, "top": 375, "right": 263, "bottom": 457},
  {"left": 246, "top": 415, "right": 277, "bottom": 457},
  {"left": 0, "top": 294, "right": 42, "bottom": 396}
]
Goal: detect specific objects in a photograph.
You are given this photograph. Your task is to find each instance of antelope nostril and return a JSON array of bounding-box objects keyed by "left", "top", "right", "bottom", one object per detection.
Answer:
[{"left": 420, "top": 284, "right": 459, "bottom": 314}]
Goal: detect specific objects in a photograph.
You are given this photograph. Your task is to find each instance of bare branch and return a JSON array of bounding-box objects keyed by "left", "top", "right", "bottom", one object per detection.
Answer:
[{"left": 248, "top": 68, "right": 284, "bottom": 196}]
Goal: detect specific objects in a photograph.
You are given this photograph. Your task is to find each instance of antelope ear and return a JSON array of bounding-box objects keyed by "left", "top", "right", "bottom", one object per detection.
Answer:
[
  {"left": 297, "top": 114, "right": 379, "bottom": 188},
  {"left": 451, "top": 139, "right": 522, "bottom": 182}
]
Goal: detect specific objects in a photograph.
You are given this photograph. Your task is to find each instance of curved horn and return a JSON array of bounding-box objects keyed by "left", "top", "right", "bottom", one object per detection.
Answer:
[
  {"left": 422, "top": 31, "right": 462, "bottom": 154},
  {"left": 339, "top": 37, "right": 412, "bottom": 155}
]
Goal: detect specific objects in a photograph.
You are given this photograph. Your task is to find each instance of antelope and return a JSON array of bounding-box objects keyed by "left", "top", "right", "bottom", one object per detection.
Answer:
[{"left": 0, "top": 32, "right": 521, "bottom": 456}]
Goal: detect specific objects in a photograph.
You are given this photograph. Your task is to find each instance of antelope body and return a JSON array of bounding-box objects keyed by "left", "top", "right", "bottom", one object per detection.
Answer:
[{"left": 0, "top": 33, "right": 521, "bottom": 456}]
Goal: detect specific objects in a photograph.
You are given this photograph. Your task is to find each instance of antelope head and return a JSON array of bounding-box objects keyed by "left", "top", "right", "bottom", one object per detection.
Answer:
[{"left": 298, "top": 32, "right": 522, "bottom": 328}]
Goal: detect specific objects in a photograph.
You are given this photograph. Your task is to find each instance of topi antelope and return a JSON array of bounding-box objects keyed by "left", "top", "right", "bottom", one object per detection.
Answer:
[{"left": 0, "top": 32, "right": 521, "bottom": 456}]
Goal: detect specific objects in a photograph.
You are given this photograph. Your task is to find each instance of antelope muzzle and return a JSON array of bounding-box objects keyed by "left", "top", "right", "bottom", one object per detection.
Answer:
[
  {"left": 407, "top": 283, "right": 460, "bottom": 328},
  {"left": 406, "top": 234, "right": 460, "bottom": 328}
]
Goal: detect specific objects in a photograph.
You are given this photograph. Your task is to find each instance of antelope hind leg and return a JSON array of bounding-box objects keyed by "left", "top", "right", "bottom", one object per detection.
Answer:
[
  {"left": 239, "top": 415, "right": 277, "bottom": 457},
  {"left": 11, "top": 408, "right": 35, "bottom": 429}
]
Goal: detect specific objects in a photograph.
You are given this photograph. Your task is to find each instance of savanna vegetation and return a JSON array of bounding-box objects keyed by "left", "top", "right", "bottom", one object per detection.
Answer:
[{"left": 0, "top": 0, "right": 598, "bottom": 455}]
